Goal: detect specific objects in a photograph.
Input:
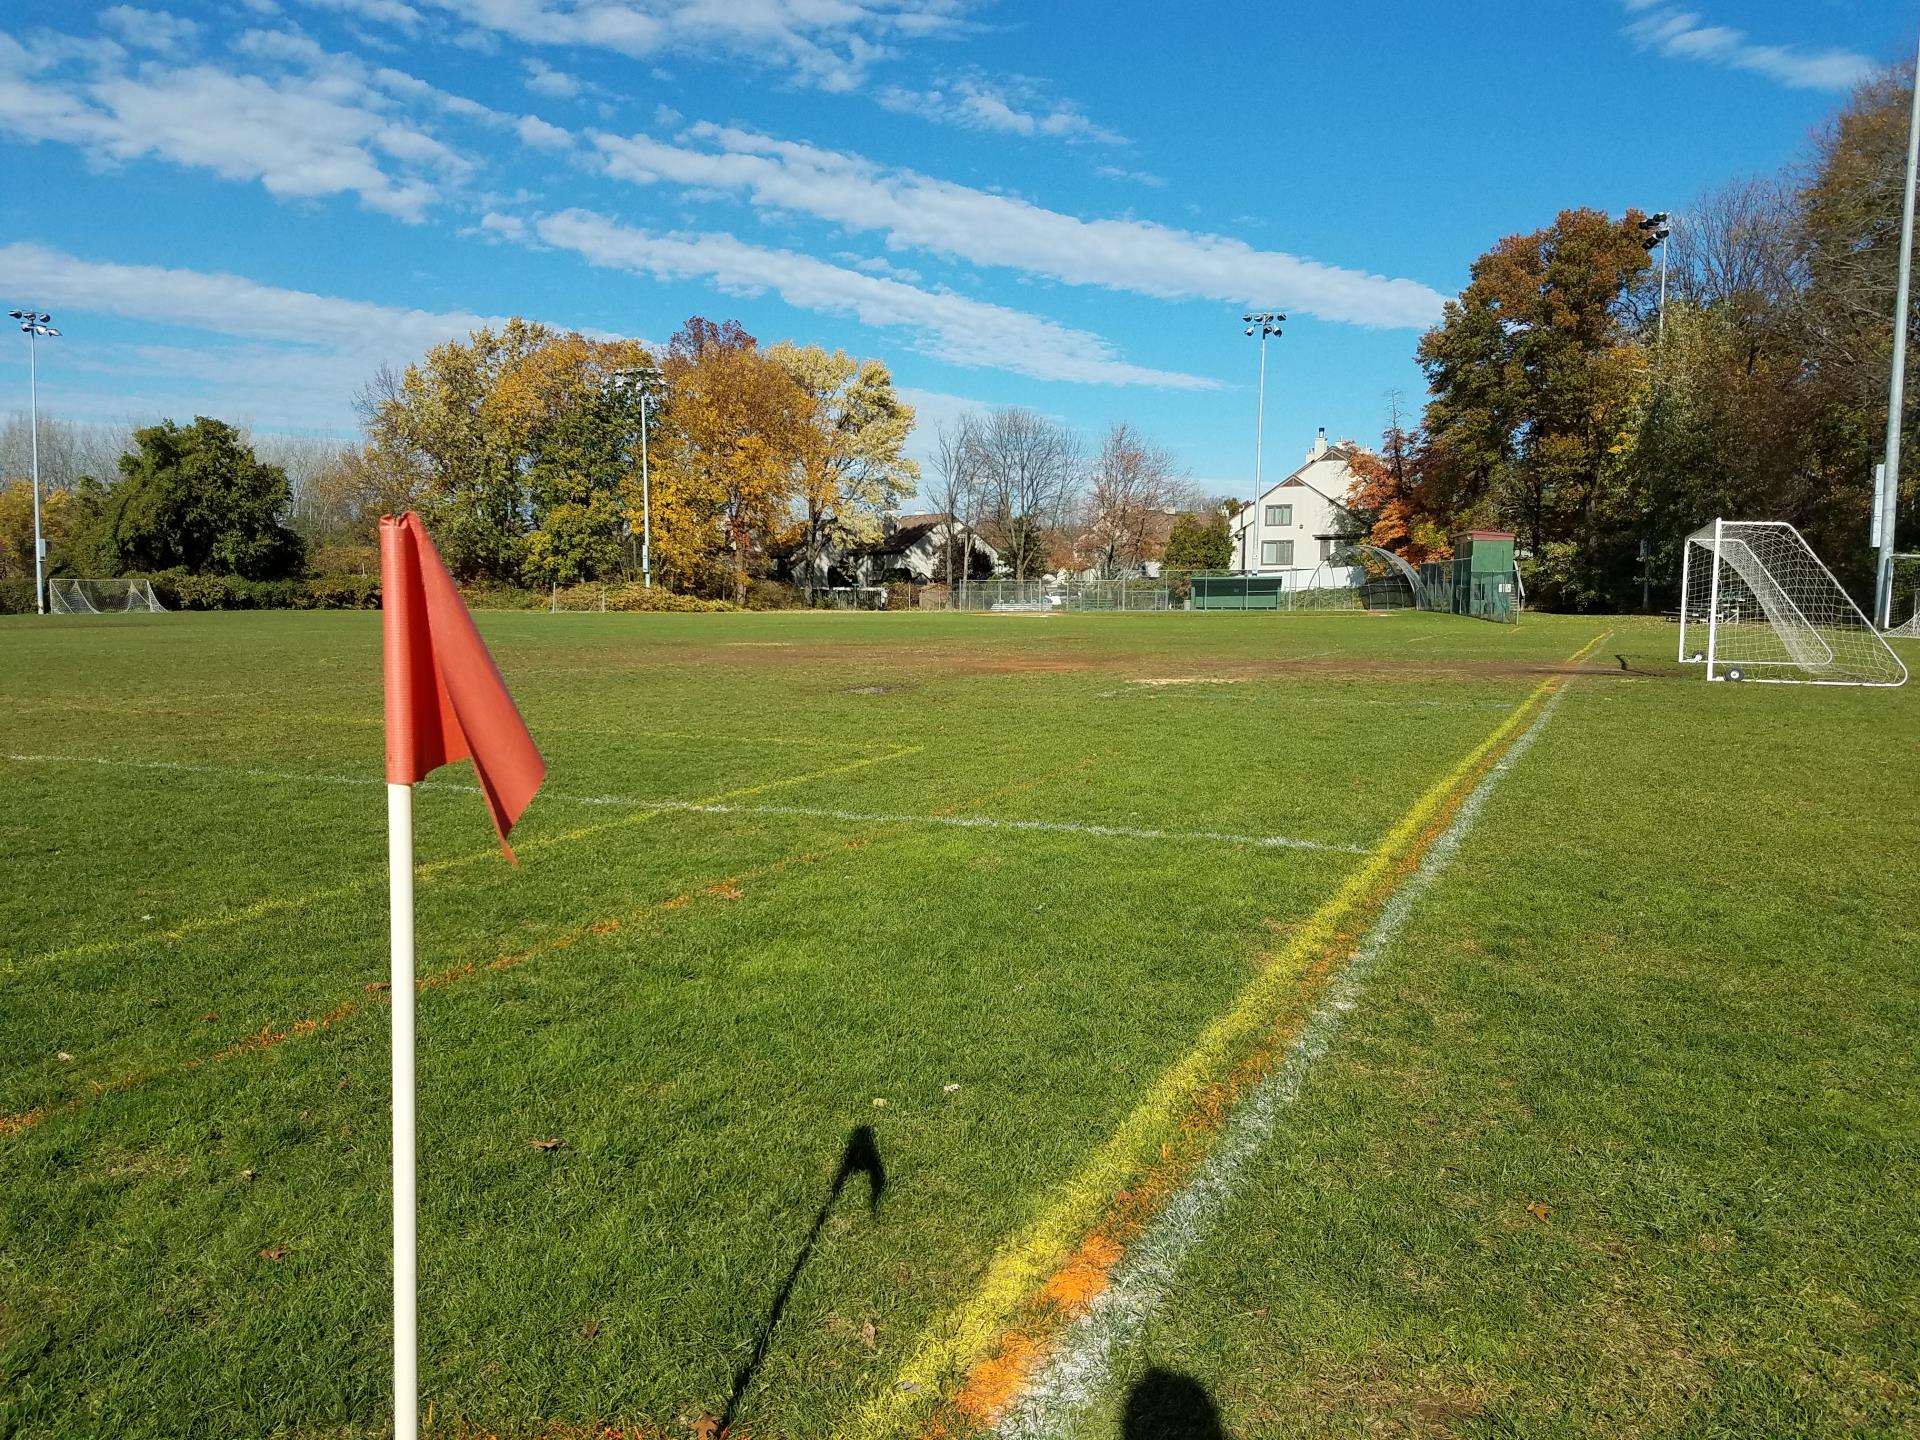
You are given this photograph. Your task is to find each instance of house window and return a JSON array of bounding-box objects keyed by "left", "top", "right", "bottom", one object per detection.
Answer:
[
  {"left": 1319, "top": 538, "right": 1334, "bottom": 561},
  {"left": 1264, "top": 503, "right": 1292, "bottom": 527},
  {"left": 1261, "top": 540, "right": 1293, "bottom": 567}
]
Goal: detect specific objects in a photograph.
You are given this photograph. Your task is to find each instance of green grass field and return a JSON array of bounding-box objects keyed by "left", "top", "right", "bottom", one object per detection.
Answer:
[{"left": 3, "top": 609, "right": 1916, "bottom": 1440}]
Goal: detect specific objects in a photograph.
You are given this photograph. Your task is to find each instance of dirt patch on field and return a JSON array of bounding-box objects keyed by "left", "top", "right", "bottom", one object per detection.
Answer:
[
  {"left": 533, "top": 638, "right": 1642, "bottom": 688},
  {"left": 1128, "top": 676, "right": 1246, "bottom": 687}
]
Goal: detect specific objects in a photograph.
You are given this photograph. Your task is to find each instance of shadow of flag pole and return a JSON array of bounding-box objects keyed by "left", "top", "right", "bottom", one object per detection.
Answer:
[{"left": 380, "top": 513, "right": 546, "bottom": 1440}]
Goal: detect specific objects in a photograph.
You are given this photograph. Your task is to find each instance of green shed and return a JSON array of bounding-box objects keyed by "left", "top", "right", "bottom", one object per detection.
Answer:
[{"left": 1453, "top": 530, "right": 1517, "bottom": 621}]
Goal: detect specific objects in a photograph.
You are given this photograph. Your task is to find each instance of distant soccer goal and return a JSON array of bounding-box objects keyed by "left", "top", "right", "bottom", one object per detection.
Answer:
[
  {"left": 1678, "top": 520, "right": 1906, "bottom": 687},
  {"left": 48, "top": 577, "right": 168, "bottom": 615},
  {"left": 1889, "top": 553, "right": 1920, "bottom": 639}
]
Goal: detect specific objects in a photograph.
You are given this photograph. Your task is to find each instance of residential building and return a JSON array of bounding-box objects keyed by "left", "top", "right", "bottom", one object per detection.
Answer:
[{"left": 1225, "top": 427, "right": 1368, "bottom": 588}]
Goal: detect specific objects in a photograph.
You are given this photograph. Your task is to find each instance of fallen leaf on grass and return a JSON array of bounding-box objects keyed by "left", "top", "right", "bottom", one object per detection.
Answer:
[
  {"left": 689, "top": 1415, "right": 724, "bottom": 1439},
  {"left": 581, "top": 1320, "right": 602, "bottom": 1342},
  {"left": 241, "top": 1168, "right": 258, "bottom": 1181},
  {"left": 258, "top": 1246, "right": 288, "bottom": 1261},
  {"left": 55, "top": 1052, "right": 73, "bottom": 1062},
  {"left": 1527, "top": 1201, "right": 1552, "bottom": 1222},
  {"left": 942, "top": 1083, "right": 961, "bottom": 1094},
  {"left": 529, "top": 1137, "right": 565, "bottom": 1152}
]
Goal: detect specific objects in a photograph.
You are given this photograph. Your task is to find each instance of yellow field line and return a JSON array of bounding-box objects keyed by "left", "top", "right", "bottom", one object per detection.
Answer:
[
  {"left": 843, "top": 631, "right": 1611, "bottom": 1439},
  {"left": 14, "top": 745, "right": 923, "bottom": 974}
]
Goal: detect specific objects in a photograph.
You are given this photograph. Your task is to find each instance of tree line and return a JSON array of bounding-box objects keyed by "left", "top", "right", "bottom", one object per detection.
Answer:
[
  {"left": 1, "top": 314, "right": 1237, "bottom": 611},
  {"left": 1353, "top": 66, "right": 1920, "bottom": 611}
]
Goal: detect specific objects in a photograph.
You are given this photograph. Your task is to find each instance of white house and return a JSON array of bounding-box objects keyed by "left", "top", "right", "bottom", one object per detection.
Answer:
[
  {"left": 847, "top": 513, "right": 999, "bottom": 585},
  {"left": 1226, "top": 428, "right": 1367, "bottom": 587}
]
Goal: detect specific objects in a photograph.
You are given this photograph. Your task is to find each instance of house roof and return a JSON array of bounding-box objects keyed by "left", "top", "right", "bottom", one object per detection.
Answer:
[{"left": 868, "top": 520, "right": 945, "bottom": 555}]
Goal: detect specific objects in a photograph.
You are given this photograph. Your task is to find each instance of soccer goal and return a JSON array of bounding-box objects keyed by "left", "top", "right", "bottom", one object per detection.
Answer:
[
  {"left": 1889, "top": 554, "right": 1920, "bottom": 639},
  {"left": 1678, "top": 519, "right": 1906, "bottom": 687},
  {"left": 48, "top": 577, "right": 168, "bottom": 614}
]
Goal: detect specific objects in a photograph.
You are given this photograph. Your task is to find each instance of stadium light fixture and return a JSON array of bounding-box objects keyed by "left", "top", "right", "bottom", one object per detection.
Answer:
[
  {"left": 1637, "top": 212, "right": 1673, "bottom": 342},
  {"left": 1238, "top": 311, "right": 1286, "bottom": 573},
  {"left": 10, "top": 308, "right": 57, "bottom": 616}
]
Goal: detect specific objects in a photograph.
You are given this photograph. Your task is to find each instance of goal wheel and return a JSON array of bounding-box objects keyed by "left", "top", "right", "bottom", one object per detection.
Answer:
[
  {"left": 1726, "top": 667, "right": 1744, "bottom": 681},
  {"left": 1689, "top": 651, "right": 1704, "bottom": 663}
]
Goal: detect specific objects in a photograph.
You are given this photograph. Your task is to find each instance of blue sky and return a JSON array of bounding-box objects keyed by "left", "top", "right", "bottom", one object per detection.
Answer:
[{"left": 0, "top": 0, "right": 1909, "bottom": 494}]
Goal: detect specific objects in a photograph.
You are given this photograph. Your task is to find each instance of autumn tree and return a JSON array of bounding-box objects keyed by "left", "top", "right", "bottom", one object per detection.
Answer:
[
  {"left": 490, "top": 332, "right": 656, "bottom": 586},
  {"left": 650, "top": 317, "right": 807, "bottom": 603},
  {"left": 1347, "top": 399, "right": 1451, "bottom": 564},
  {"left": 767, "top": 342, "right": 918, "bottom": 594},
  {"left": 924, "top": 416, "right": 988, "bottom": 583},
  {"left": 1417, "top": 207, "right": 1653, "bottom": 607},
  {"left": 357, "top": 321, "right": 656, "bottom": 584},
  {"left": 1081, "top": 422, "right": 1189, "bottom": 578},
  {"left": 971, "top": 407, "right": 1082, "bottom": 581}
]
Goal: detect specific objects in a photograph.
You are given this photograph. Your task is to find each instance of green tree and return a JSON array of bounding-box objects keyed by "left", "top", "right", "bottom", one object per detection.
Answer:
[
  {"left": 1162, "top": 511, "right": 1231, "bottom": 571},
  {"left": 95, "top": 418, "right": 304, "bottom": 578}
]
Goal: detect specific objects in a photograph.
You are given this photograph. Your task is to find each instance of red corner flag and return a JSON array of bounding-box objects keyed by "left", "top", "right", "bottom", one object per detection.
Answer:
[{"left": 379, "top": 512, "right": 545, "bottom": 857}]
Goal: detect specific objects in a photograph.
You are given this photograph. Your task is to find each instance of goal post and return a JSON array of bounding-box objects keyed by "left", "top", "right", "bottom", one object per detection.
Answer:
[
  {"left": 1889, "top": 553, "right": 1920, "bottom": 639},
  {"left": 1679, "top": 519, "right": 1906, "bottom": 686},
  {"left": 47, "top": 577, "right": 168, "bottom": 614}
]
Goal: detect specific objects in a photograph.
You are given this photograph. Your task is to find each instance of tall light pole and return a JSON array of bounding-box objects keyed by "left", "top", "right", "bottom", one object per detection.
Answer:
[
  {"left": 1876, "top": 39, "right": 1920, "bottom": 628},
  {"left": 10, "top": 309, "right": 59, "bottom": 615},
  {"left": 611, "top": 366, "right": 665, "bottom": 589},
  {"left": 1637, "top": 212, "right": 1672, "bottom": 342},
  {"left": 1241, "top": 310, "right": 1284, "bottom": 574}
]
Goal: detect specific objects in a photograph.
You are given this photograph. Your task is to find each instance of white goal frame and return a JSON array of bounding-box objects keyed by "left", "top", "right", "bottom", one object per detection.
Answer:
[
  {"left": 1678, "top": 519, "right": 1906, "bottom": 687},
  {"left": 47, "top": 577, "right": 168, "bottom": 614},
  {"left": 1889, "top": 553, "right": 1920, "bottom": 639}
]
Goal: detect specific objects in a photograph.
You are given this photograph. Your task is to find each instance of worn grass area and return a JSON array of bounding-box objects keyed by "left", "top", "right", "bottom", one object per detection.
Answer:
[{"left": 0, "top": 609, "right": 1913, "bottom": 1438}]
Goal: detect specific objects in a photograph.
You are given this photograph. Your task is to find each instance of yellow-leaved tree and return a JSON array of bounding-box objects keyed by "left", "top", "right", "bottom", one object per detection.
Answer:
[
  {"left": 767, "top": 342, "right": 918, "bottom": 594},
  {"left": 646, "top": 318, "right": 807, "bottom": 603}
]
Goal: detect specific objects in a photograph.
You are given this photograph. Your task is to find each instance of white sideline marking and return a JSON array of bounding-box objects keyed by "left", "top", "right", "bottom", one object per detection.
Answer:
[
  {"left": 0, "top": 753, "right": 1367, "bottom": 856},
  {"left": 990, "top": 681, "right": 1575, "bottom": 1439}
]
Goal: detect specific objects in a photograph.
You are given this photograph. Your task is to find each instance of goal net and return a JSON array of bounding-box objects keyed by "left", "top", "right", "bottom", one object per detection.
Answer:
[
  {"left": 1679, "top": 520, "right": 1905, "bottom": 687},
  {"left": 48, "top": 577, "right": 168, "bottom": 614},
  {"left": 1889, "top": 554, "right": 1920, "bottom": 639}
]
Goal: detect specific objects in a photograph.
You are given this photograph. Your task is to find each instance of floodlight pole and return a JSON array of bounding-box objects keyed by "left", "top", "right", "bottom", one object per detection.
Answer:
[
  {"left": 10, "top": 310, "right": 55, "bottom": 616},
  {"left": 1876, "top": 37, "right": 1920, "bottom": 628},
  {"left": 613, "top": 367, "right": 663, "bottom": 589},
  {"left": 28, "top": 321, "right": 43, "bottom": 615},
  {"left": 639, "top": 387, "right": 653, "bottom": 590},
  {"left": 1658, "top": 226, "right": 1670, "bottom": 344},
  {"left": 1241, "top": 312, "right": 1285, "bottom": 576}
]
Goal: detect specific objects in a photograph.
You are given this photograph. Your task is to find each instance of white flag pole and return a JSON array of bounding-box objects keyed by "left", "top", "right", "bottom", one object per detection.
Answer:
[{"left": 388, "top": 779, "right": 418, "bottom": 1439}]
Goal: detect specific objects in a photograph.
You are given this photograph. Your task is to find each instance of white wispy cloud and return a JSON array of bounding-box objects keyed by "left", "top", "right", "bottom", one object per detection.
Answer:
[
  {"left": 1095, "top": 164, "right": 1166, "bottom": 189},
  {"left": 0, "top": 241, "right": 511, "bottom": 427},
  {"left": 516, "top": 113, "right": 571, "bottom": 149},
  {"left": 0, "top": 27, "right": 483, "bottom": 221},
  {"left": 0, "top": 241, "right": 643, "bottom": 429},
  {"left": 533, "top": 208, "right": 1217, "bottom": 389},
  {"left": 1622, "top": 4, "right": 1874, "bottom": 90},
  {"left": 878, "top": 72, "right": 1125, "bottom": 145},
  {"left": 99, "top": 7, "right": 201, "bottom": 54},
  {"left": 296, "top": 0, "right": 424, "bottom": 31},
  {"left": 591, "top": 123, "right": 1445, "bottom": 329},
  {"left": 523, "top": 56, "right": 578, "bottom": 98},
  {"left": 383, "top": 0, "right": 969, "bottom": 93}
]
